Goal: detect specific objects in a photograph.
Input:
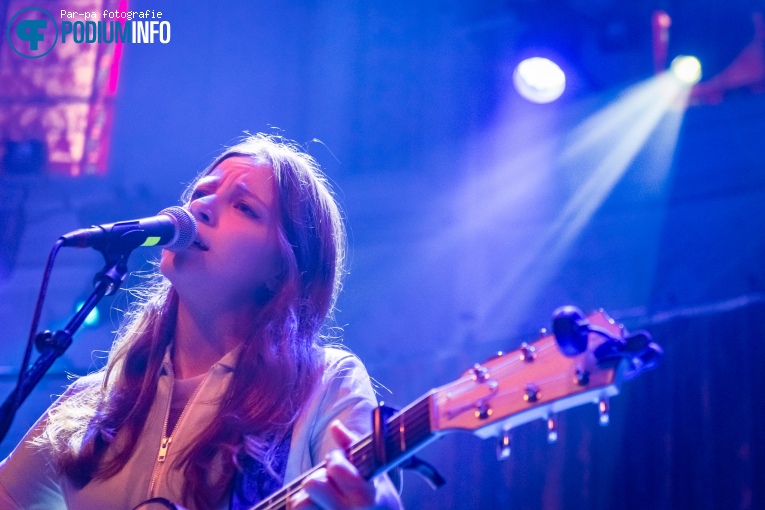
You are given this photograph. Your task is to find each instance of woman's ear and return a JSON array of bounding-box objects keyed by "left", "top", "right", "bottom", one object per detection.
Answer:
[
  {"left": 254, "top": 284, "right": 276, "bottom": 305},
  {"left": 265, "top": 260, "right": 287, "bottom": 293},
  {"left": 254, "top": 270, "right": 282, "bottom": 305},
  {"left": 265, "top": 276, "right": 280, "bottom": 293}
]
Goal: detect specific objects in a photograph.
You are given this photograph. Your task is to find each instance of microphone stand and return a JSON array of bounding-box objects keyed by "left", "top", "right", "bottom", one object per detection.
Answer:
[{"left": 0, "top": 248, "right": 131, "bottom": 444}]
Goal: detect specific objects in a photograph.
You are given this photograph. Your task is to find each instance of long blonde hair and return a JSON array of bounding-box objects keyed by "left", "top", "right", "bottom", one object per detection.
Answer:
[{"left": 38, "top": 134, "right": 347, "bottom": 508}]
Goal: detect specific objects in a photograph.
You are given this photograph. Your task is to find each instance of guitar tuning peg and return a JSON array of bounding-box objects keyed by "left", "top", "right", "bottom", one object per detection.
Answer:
[
  {"left": 574, "top": 367, "right": 590, "bottom": 386},
  {"left": 598, "top": 397, "right": 610, "bottom": 426},
  {"left": 547, "top": 416, "right": 558, "bottom": 444},
  {"left": 520, "top": 342, "right": 536, "bottom": 362},
  {"left": 539, "top": 327, "right": 548, "bottom": 338},
  {"left": 471, "top": 363, "right": 489, "bottom": 382},
  {"left": 496, "top": 431, "right": 511, "bottom": 460}
]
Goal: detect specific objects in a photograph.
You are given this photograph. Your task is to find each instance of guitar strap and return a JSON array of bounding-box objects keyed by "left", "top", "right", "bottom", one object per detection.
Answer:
[{"left": 229, "top": 428, "right": 293, "bottom": 509}]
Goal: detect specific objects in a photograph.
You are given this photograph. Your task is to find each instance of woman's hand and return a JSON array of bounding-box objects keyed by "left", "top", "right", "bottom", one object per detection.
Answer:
[{"left": 289, "top": 420, "right": 402, "bottom": 510}]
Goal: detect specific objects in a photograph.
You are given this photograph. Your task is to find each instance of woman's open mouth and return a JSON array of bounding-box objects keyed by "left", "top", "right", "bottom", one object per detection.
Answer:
[{"left": 192, "top": 238, "right": 209, "bottom": 251}]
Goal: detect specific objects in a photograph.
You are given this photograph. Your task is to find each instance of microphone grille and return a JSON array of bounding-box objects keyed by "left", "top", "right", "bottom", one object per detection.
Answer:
[{"left": 159, "top": 206, "right": 198, "bottom": 252}]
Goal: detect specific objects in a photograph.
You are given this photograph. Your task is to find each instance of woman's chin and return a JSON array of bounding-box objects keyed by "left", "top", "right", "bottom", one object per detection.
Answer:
[
  {"left": 158, "top": 251, "right": 187, "bottom": 287},
  {"left": 159, "top": 251, "right": 174, "bottom": 279}
]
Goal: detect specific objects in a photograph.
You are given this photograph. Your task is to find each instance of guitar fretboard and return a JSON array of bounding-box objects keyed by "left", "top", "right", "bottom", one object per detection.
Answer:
[{"left": 251, "top": 393, "right": 435, "bottom": 510}]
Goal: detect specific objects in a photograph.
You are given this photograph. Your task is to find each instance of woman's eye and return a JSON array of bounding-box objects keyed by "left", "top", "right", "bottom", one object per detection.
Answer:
[
  {"left": 236, "top": 202, "right": 258, "bottom": 218},
  {"left": 191, "top": 189, "right": 208, "bottom": 200}
]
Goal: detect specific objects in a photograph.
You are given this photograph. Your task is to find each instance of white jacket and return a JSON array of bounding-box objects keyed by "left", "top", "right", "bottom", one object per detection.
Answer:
[{"left": 0, "top": 347, "right": 378, "bottom": 509}]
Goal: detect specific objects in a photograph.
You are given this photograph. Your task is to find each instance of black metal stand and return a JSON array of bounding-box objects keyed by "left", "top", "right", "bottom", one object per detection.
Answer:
[{"left": 0, "top": 250, "right": 131, "bottom": 444}]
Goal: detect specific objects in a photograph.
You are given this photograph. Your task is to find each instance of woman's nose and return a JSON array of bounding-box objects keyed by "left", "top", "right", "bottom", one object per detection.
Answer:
[{"left": 189, "top": 196, "right": 216, "bottom": 226}]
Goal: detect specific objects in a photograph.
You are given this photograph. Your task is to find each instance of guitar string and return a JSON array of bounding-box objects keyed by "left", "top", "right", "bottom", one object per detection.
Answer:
[
  {"left": 254, "top": 401, "right": 433, "bottom": 510},
  {"left": 271, "top": 337, "right": 570, "bottom": 508},
  {"left": 328, "top": 360, "right": 580, "bottom": 499},
  {"left": 472, "top": 338, "right": 594, "bottom": 402},
  {"left": 475, "top": 338, "right": 567, "bottom": 391},
  {"left": 348, "top": 398, "right": 431, "bottom": 456},
  {"left": 347, "top": 401, "right": 432, "bottom": 476},
  {"left": 345, "top": 400, "right": 432, "bottom": 478},
  {"left": 255, "top": 437, "right": 423, "bottom": 509},
  {"left": 435, "top": 338, "right": 558, "bottom": 401},
  {"left": 265, "top": 337, "right": 561, "bottom": 508},
  {"left": 264, "top": 336, "right": 563, "bottom": 507},
  {"left": 257, "top": 372, "right": 574, "bottom": 510},
  {"left": 435, "top": 339, "right": 597, "bottom": 423},
  {"left": 483, "top": 372, "right": 576, "bottom": 401},
  {"left": 256, "top": 462, "right": 325, "bottom": 510}
]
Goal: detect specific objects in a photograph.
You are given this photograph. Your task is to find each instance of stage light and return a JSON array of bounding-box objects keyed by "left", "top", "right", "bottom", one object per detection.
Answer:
[
  {"left": 656, "top": 11, "right": 671, "bottom": 29},
  {"left": 513, "top": 57, "right": 566, "bottom": 103},
  {"left": 671, "top": 56, "right": 702, "bottom": 85},
  {"left": 466, "top": 73, "right": 690, "bottom": 332}
]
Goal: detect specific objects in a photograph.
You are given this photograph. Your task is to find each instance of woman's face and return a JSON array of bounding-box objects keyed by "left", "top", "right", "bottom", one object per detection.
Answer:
[{"left": 160, "top": 156, "right": 283, "bottom": 308}]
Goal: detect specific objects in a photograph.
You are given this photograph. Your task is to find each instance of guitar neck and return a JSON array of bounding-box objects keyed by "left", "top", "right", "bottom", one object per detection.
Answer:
[
  {"left": 250, "top": 309, "right": 653, "bottom": 509},
  {"left": 251, "top": 393, "right": 437, "bottom": 510}
]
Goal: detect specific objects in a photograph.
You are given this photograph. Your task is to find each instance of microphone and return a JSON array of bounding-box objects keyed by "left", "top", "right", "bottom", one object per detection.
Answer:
[{"left": 60, "top": 206, "right": 198, "bottom": 253}]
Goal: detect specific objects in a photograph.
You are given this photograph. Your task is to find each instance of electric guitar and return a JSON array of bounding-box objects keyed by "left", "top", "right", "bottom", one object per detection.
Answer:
[{"left": 138, "top": 307, "right": 662, "bottom": 510}]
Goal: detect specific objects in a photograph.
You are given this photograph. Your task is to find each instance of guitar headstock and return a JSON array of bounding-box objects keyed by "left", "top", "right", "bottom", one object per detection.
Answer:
[{"left": 430, "top": 309, "right": 660, "bottom": 444}]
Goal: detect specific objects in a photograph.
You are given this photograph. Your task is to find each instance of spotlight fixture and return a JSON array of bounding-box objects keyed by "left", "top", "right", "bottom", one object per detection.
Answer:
[
  {"left": 513, "top": 57, "right": 567, "bottom": 104},
  {"left": 670, "top": 55, "right": 702, "bottom": 85}
]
